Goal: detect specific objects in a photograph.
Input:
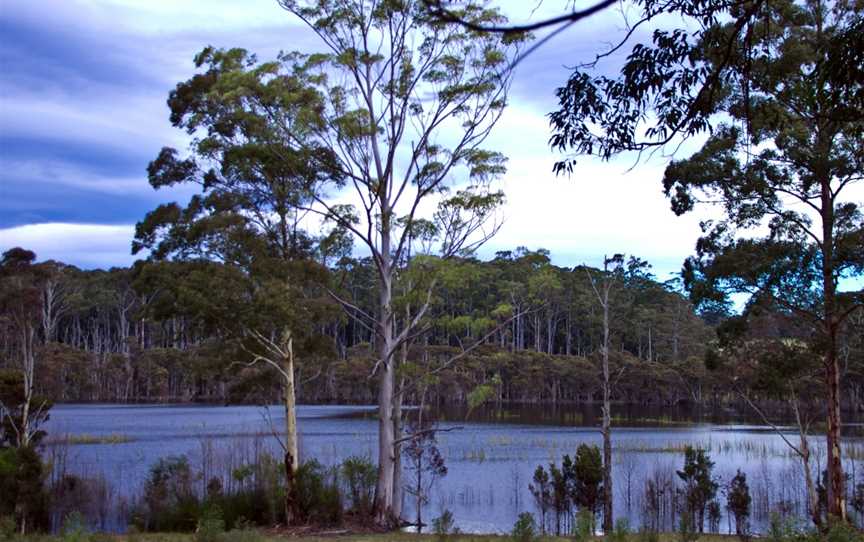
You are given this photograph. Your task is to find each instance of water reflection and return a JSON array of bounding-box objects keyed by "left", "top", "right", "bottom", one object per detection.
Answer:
[{"left": 44, "top": 403, "right": 864, "bottom": 533}]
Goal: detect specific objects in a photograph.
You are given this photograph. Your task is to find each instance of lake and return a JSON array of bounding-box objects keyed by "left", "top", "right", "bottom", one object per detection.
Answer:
[{"left": 44, "top": 403, "right": 864, "bottom": 534}]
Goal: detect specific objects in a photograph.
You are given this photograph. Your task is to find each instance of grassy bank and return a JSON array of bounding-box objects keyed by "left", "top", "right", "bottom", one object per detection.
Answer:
[{"left": 5, "top": 533, "right": 742, "bottom": 542}]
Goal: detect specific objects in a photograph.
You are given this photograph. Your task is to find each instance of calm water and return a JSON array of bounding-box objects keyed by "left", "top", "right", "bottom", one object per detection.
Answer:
[{"left": 44, "top": 404, "right": 864, "bottom": 534}]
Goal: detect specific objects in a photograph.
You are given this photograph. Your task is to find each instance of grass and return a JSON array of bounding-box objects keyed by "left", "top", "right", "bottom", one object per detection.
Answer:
[
  {"left": 52, "top": 433, "right": 135, "bottom": 445},
  {"left": 22, "top": 532, "right": 741, "bottom": 542}
]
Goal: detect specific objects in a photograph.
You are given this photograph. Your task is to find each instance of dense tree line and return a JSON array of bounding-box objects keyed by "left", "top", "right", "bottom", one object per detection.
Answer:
[{"left": 2, "top": 246, "right": 862, "bottom": 411}]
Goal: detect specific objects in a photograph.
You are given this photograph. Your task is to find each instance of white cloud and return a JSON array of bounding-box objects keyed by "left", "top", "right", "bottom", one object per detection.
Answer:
[{"left": 0, "top": 223, "right": 139, "bottom": 269}]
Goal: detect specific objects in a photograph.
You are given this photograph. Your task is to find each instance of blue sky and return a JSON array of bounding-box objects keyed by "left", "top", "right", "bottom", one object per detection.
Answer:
[{"left": 0, "top": 1, "right": 739, "bottom": 277}]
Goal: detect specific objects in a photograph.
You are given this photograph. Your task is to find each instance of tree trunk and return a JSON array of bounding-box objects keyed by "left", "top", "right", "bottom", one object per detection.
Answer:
[
  {"left": 820, "top": 173, "right": 846, "bottom": 522},
  {"left": 601, "top": 294, "right": 613, "bottom": 534},
  {"left": 392, "top": 377, "right": 404, "bottom": 522},
  {"left": 825, "top": 346, "right": 846, "bottom": 521},
  {"left": 283, "top": 337, "right": 299, "bottom": 525},
  {"left": 374, "top": 223, "right": 399, "bottom": 527}
]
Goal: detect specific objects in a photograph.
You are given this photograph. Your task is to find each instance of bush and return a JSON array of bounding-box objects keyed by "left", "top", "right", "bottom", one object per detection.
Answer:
[
  {"left": 0, "top": 446, "right": 49, "bottom": 533},
  {"left": 637, "top": 527, "right": 659, "bottom": 542},
  {"left": 0, "top": 516, "right": 16, "bottom": 542},
  {"left": 677, "top": 447, "right": 717, "bottom": 533},
  {"left": 340, "top": 456, "right": 375, "bottom": 518},
  {"left": 432, "top": 509, "right": 460, "bottom": 539},
  {"left": 727, "top": 470, "right": 751, "bottom": 541},
  {"left": 60, "top": 512, "right": 89, "bottom": 542},
  {"left": 766, "top": 513, "right": 802, "bottom": 542},
  {"left": 133, "top": 456, "right": 200, "bottom": 532},
  {"left": 609, "top": 518, "right": 631, "bottom": 542},
  {"left": 295, "top": 460, "right": 342, "bottom": 526},
  {"left": 219, "top": 529, "right": 262, "bottom": 542},
  {"left": 677, "top": 513, "right": 698, "bottom": 542},
  {"left": 825, "top": 522, "right": 864, "bottom": 542},
  {"left": 511, "top": 512, "right": 538, "bottom": 542},
  {"left": 572, "top": 509, "right": 595, "bottom": 542},
  {"left": 195, "top": 507, "right": 225, "bottom": 542}
]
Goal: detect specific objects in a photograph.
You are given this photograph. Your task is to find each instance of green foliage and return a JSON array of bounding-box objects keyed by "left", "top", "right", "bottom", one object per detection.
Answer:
[
  {"left": 510, "top": 512, "right": 538, "bottom": 542},
  {"left": 637, "top": 526, "right": 660, "bottom": 542},
  {"left": 572, "top": 444, "right": 604, "bottom": 518},
  {"left": 677, "top": 513, "right": 698, "bottom": 542},
  {"left": 59, "top": 512, "right": 89, "bottom": 542},
  {"left": 466, "top": 374, "right": 501, "bottom": 416},
  {"left": 0, "top": 446, "right": 49, "bottom": 533},
  {"left": 572, "top": 510, "right": 595, "bottom": 542},
  {"left": 727, "top": 469, "right": 751, "bottom": 540},
  {"left": 825, "top": 522, "right": 864, "bottom": 542},
  {"left": 528, "top": 465, "right": 551, "bottom": 531},
  {"left": 134, "top": 456, "right": 199, "bottom": 532},
  {"left": 677, "top": 447, "right": 718, "bottom": 533},
  {"left": 609, "top": 518, "right": 631, "bottom": 542},
  {"left": 194, "top": 507, "right": 225, "bottom": 542},
  {"left": 0, "top": 517, "right": 15, "bottom": 542},
  {"left": 340, "top": 456, "right": 376, "bottom": 518},
  {"left": 294, "top": 460, "right": 342, "bottom": 526},
  {"left": 431, "top": 509, "right": 460, "bottom": 540},
  {"left": 767, "top": 513, "right": 801, "bottom": 542}
]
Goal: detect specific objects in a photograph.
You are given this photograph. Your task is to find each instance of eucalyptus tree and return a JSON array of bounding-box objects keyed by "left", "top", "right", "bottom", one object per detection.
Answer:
[
  {"left": 0, "top": 248, "right": 52, "bottom": 450},
  {"left": 273, "top": 0, "right": 526, "bottom": 524},
  {"left": 134, "top": 45, "right": 347, "bottom": 523},
  {"left": 580, "top": 254, "right": 649, "bottom": 532},
  {"left": 550, "top": 0, "right": 863, "bottom": 521}
]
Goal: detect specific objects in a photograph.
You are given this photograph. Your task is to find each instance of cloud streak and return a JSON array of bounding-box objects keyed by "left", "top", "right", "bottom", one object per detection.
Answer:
[
  {"left": 1, "top": 0, "right": 723, "bottom": 277},
  {"left": 0, "top": 223, "right": 138, "bottom": 269}
]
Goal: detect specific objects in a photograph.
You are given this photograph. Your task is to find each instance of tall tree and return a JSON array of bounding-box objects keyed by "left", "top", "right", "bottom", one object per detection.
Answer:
[
  {"left": 275, "top": 0, "right": 525, "bottom": 525},
  {"left": 582, "top": 255, "right": 620, "bottom": 534},
  {"left": 0, "top": 249, "right": 52, "bottom": 450},
  {"left": 134, "top": 45, "right": 345, "bottom": 523},
  {"left": 550, "top": 0, "right": 863, "bottom": 521},
  {"left": 581, "top": 254, "right": 650, "bottom": 532}
]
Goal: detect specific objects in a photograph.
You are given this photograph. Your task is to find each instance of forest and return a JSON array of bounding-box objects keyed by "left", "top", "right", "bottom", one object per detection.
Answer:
[
  {"left": 1, "top": 0, "right": 863, "bottom": 538},
  {"left": 1, "top": 245, "right": 863, "bottom": 408}
]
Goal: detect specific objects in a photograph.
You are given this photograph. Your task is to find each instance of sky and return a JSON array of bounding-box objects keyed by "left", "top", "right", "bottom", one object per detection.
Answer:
[{"left": 0, "top": 0, "right": 721, "bottom": 279}]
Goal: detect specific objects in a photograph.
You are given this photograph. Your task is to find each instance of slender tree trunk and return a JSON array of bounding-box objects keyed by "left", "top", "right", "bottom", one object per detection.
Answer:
[
  {"left": 283, "top": 336, "right": 299, "bottom": 525},
  {"left": 19, "top": 324, "right": 36, "bottom": 449},
  {"left": 820, "top": 174, "right": 846, "bottom": 522},
  {"left": 793, "top": 406, "right": 820, "bottom": 528},
  {"left": 392, "top": 377, "right": 404, "bottom": 522},
  {"left": 601, "top": 293, "right": 613, "bottom": 534}
]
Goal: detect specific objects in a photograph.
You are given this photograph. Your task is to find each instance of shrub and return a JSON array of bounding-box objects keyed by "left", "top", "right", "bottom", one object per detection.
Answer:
[
  {"left": 0, "top": 446, "right": 49, "bottom": 533},
  {"left": 727, "top": 470, "right": 751, "bottom": 541},
  {"left": 340, "top": 456, "right": 375, "bottom": 518},
  {"left": 295, "top": 460, "right": 342, "bottom": 526},
  {"left": 825, "top": 522, "right": 864, "bottom": 542},
  {"left": 431, "top": 509, "right": 460, "bottom": 540},
  {"left": 60, "top": 511, "right": 89, "bottom": 542},
  {"left": 766, "top": 512, "right": 801, "bottom": 542},
  {"left": 133, "top": 456, "right": 200, "bottom": 532},
  {"left": 572, "top": 444, "right": 604, "bottom": 524},
  {"left": 0, "top": 523, "right": 12, "bottom": 542},
  {"left": 511, "top": 512, "right": 538, "bottom": 542},
  {"left": 219, "top": 529, "right": 262, "bottom": 542},
  {"left": 677, "top": 513, "right": 698, "bottom": 542},
  {"left": 637, "top": 527, "right": 659, "bottom": 542},
  {"left": 572, "top": 509, "right": 595, "bottom": 542},
  {"left": 0, "top": 516, "right": 16, "bottom": 542},
  {"left": 195, "top": 507, "right": 225, "bottom": 542},
  {"left": 609, "top": 518, "right": 631, "bottom": 542},
  {"left": 528, "top": 465, "right": 551, "bottom": 533},
  {"left": 677, "top": 447, "right": 718, "bottom": 533}
]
